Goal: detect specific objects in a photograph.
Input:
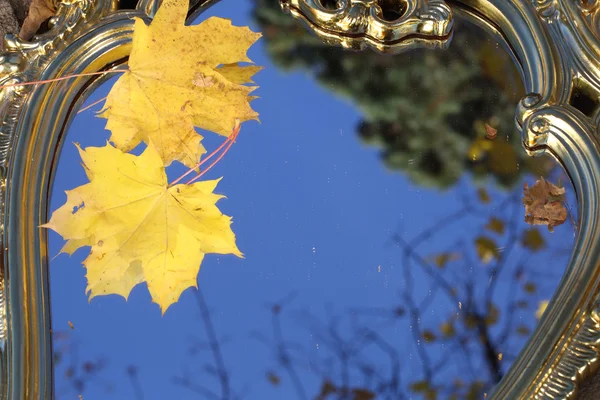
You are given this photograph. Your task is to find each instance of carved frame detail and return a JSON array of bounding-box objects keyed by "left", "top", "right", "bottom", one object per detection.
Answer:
[{"left": 1, "top": 0, "right": 600, "bottom": 398}]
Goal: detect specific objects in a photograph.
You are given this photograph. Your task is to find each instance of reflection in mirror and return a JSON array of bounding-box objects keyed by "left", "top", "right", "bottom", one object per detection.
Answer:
[{"left": 47, "top": 1, "right": 578, "bottom": 399}]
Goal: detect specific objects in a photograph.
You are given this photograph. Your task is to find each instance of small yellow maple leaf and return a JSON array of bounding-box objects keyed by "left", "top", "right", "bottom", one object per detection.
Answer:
[
  {"left": 426, "top": 252, "right": 461, "bottom": 268},
  {"left": 485, "top": 217, "right": 505, "bottom": 235},
  {"left": 477, "top": 187, "right": 491, "bottom": 204},
  {"left": 521, "top": 228, "right": 545, "bottom": 251},
  {"left": 43, "top": 143, "right": 242, "bottom": 313},
  {"left": 99, "top": 0, "right": 262, "bottom": 169},
  {"left": 536, "top": 300, "right": 549, "bottom": 319},
  {"left": 474, "top": 236, "right": 499, "bottom": 264},
  {"left": 440, "top": 321, "right": 455, "bottom": 338}
]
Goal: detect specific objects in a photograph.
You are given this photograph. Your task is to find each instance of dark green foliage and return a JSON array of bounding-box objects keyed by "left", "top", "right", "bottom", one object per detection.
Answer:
[{"left": 253, "top": 2, "right": 552, "bottom": 188}]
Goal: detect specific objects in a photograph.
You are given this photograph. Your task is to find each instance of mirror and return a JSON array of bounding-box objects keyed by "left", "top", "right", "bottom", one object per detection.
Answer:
[{"left": 46, "top": 1, "right": 579, "bottom": 398}]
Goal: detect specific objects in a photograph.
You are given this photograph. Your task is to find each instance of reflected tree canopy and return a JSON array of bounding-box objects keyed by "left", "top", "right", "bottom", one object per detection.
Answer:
[
  {"left": 253, "top": 2, "right": 554, "bottom": 189},
  {"left": 229, "top": 185, "right": 573, "bottom": 400}
]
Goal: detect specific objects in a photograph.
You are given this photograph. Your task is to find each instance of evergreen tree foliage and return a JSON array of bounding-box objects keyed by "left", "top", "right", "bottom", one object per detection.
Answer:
[{"left": 253, "top": 2, "right": 553, "bottom": 188}]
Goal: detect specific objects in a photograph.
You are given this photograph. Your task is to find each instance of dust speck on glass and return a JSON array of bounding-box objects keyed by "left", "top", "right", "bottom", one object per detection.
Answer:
[{"left": 47, "top": 0, "right": 576, "bottom": 399}]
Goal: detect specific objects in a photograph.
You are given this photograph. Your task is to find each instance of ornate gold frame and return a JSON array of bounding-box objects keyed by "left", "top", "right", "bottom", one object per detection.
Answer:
[{"left": 0, "top": 0, "right": 599, "bottom": 398}]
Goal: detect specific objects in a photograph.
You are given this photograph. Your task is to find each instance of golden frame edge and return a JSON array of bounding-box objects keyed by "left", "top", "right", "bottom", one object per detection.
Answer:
[
  {"left": 1, "top": 0, "right": 600, "bottom": 398},
  {"left": 0, "top": 0, "right": 218, "bottom": 398}
]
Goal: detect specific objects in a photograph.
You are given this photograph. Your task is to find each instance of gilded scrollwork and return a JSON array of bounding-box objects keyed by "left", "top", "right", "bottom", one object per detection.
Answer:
[
  {"left": 1, "top": 0, "right": 600, "bottom": 397},
  {"left": 532, "top": 0, "right": 559, "bottom": 19},
  {"left": 280, "top": 0, "right": 453, "bottom": 53},
  {"left": 574, "top": 0, "right": 600, "bottom": 44},
  {"left": 0, "top": 1, "right": 109, "bottom": 397},
  {"left": 0, "top": 0, "right": 108, "bottom": 168},
  {"left": 0, "top": 0, "right": 101, "bottom": 349},
  {"left": 534, "top": 301, "right": 600, "bottom": 399}
]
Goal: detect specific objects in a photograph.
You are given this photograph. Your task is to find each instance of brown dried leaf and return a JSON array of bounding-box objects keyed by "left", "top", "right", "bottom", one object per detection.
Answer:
[
  {"left": 427, "top": 252, "right": 461, "bottom": 268},
  {"left": 516, "top": 325, "right": 530, "bottom": 336},
  {"left": 316, "top": 380, "right": 337, "bottom": 400},
  {"left": 521, "top": 228, "right": 545, "bottom": 251},
  {"left": 523, "top": 178, "right": 567, "bottom": 232},
  {"left": 485, "top": 217, "right": 505, "bottom": 235},
  {"left": 440, "top": 321, "right": 456, "bottom": 338},
  {"left": 352, "top": 388, "right": 376, "bottom": 400},
  {"left": 266, "top": 371, "right": 280, "bottom": 386},
  {"left": 466, "top": 381, "right": 486, "bottom": 400},
  {"left": 424, "top": 388, "right": 438, "bottom": 400},
  {"left": 477, "top": 187, "right": 491, "bottom": 204},
  {"left": 474, "top": 236, "right": 499, "bottom": 264},
  {"left": 524, "top": 282, "right": 537, "bottom": 294},
  {"left": 19, "top": 0, "right": 56, "bottom": 41},
  {"left": 484, "top": 123, "right": 498, "bottom": 140},
  {"left": 422, "top": 330, "right": 436, "bottom": 343},
  {"left": 485, "top": 303, "right": 500, "bottom": 326},
  {"left": 410, "top": 381, "right": 430, "bottom": 393}
]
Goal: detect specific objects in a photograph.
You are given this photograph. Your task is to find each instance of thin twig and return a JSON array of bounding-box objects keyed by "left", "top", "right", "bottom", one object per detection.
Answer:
[{"left": 194, "top": 290, "right": 232, "bottom": 400}]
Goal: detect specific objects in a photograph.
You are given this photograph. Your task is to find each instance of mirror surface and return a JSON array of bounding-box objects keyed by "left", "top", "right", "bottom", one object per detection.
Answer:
[{"left": 47, "top": 1, "right": 578, "bottom": 399}]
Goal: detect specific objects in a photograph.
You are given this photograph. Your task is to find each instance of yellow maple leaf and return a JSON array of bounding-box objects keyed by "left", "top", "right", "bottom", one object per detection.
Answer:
[
  {"left": 43, "top": 143, "right": 242, "bottom": 313},
  {"left": 474, "top": 236, "right": 499, "bottom": 264},
  {"left": 521, "top": 228, "right": 545, "bottom": 251},
  {"left": 426, "top": 252, "right": 461, "bottom": 268},
  {"left": 485, "top": 217, "right": 505, "bottom": 234},
  {"left": 98, "top": 0, "right": 262, "bottom": 168},
  {"left": 536, "top": 300, "right": 549, "bottom": 319}
]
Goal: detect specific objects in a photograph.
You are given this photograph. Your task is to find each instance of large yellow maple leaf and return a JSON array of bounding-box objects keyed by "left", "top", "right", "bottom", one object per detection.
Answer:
[
  {"left": 99, "top": 0, "right": 262, "bottom": 169},
  {"left": 43, "top": 143, "right": 242, "bottom": 313}
]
